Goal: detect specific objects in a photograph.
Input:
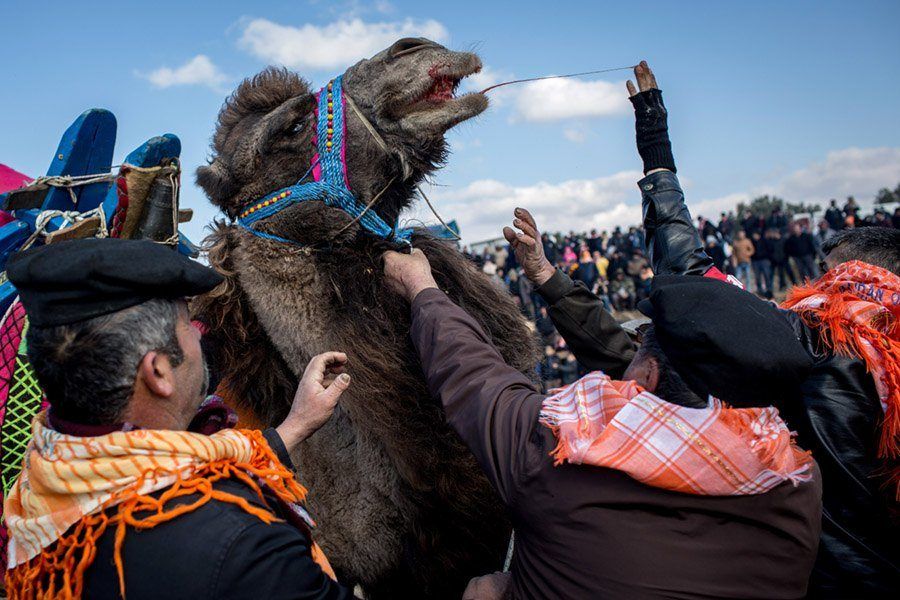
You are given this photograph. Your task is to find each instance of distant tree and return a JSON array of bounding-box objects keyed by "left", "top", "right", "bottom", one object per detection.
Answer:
[
  {"left": 736, "top": 195, "right": 785, "bottom": 218},
  {"left": 786, "top": 202, "right": 822, "bottom": 217},
  {"left": 874, "top": 185, "right": 899, "bottom": 205}
]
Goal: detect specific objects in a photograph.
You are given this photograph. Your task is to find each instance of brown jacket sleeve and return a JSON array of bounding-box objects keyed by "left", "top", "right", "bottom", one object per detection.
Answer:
[
  {"left": 536, "top": 270, "right": 635, "bottom": 377},
  {"left": 410, "top": 288, "right": 545, "bottom": 505}
]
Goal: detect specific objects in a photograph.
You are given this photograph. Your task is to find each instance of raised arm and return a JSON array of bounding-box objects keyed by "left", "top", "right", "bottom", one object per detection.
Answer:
[
  {"left": 627, "top": 61, "right": 712, "bottom": 277},
  {"left": 383, "top": 250, "right": 545, "bottom": 506},
  {"left": 503, "top": 209, "right": 634, "bottom": 377},
  {"left": 503, "top": 63, "right": 718, "bottom": 373}
]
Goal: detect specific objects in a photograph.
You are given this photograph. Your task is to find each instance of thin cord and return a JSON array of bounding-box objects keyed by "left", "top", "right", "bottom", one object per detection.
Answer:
[
  {"left": 331, "top": 176, "right": 398, "bottom": 240},
  {"left": 416, "top": 185, "right": 461, "bottom": 241},
  {"left": 481, "top": 65, "right": 637, "bottom": 94}
]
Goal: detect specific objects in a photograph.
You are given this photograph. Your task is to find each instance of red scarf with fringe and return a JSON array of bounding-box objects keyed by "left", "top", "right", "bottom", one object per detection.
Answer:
[
  {"left": 782, "top": 259, "right": 900, "bottom": 496},
  {"left": 3, "top": 414, "right": 334, "bottom": 599}
]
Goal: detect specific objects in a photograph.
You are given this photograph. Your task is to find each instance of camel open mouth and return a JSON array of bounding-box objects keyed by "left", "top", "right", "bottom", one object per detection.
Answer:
[
  {"left": 422, "top": 75, "right": 462, "bottom": 103},
  {"left": 406, "top": 60, "right": 483, "bottom": 112}
]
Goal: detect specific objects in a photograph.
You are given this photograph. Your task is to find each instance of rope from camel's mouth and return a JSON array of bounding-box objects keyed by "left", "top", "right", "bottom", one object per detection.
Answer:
[{"left": 237, "top": 64, "right": 641, "bottom": 249}]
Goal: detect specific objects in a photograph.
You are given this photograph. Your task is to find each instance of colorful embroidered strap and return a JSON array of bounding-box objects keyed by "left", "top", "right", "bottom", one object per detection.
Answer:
[
  {"left": 0, "top": 300, "right": 46, "bottom": 569},
  {"left": 0, "top": 301, "right": 44, "bottom": 495},
  {"left": 237, "top": 76, "right": 412, "bottom": 246}
]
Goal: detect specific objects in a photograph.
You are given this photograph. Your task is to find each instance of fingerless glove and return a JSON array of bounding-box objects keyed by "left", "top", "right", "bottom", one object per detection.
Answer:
[{"left": 630, "top": 89, "right": 676, "bottom": 174}]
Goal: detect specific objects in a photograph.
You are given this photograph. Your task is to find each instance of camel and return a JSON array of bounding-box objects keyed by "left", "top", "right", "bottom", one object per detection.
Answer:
[{"left": 193, "top": 38, "right": 540, "bottom": 599}]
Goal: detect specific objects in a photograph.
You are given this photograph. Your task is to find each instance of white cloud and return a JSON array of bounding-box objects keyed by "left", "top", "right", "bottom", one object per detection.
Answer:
[
  {"left": 777, "top": 147, "right": 900, "bottom": 204},
  {"left": 404, "top": 146, "right": 900, "bottom": 245},
  {"left": 512, "top": 77, "right": 630, "bottom": 122},
  {"left": 563, "top": 128, "right": 587, "bottom": 143},
  {"left": 238, "top": 17, "right": 449, "bottom": 71},
  {"left": 462, "top": 67, "right": 628, "bottom": 120},
  {"left": 407, "top": 170, "right": 643, "bottom": 243},
  {"left": 694, "top": 147, "right": 900, "bottom": 218},
  {"left": 374, "top": 1, "right": 395, "bottom": 14},
  {"left": 137, "top": 55, "right": 228, "bottom": 90}
]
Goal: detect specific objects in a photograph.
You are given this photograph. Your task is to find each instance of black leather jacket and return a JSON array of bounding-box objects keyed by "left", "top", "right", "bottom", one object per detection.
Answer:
[{"left": 536, "top": 170, "right": 899, "bottom": 597}]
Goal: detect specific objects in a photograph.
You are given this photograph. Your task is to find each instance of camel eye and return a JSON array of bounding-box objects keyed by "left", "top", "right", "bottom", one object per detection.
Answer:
[
  {"left": 390, "top": 38, "right": 433, "bottom": 58},
  {"left": 292, "top": 112, "right": 314, "bottom": 134}
]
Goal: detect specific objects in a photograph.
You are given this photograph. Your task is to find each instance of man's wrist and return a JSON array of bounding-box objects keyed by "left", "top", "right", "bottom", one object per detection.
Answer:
[
  {"left": 406, "top": 280, "right": 438, "bottom": 302},
  {"left": 275, "top": 420, "right": 312, "bottom": 455},
  {"left": 531, "top": 260, "right": 556, "bottom": 287},
  {"left": 263, "top": 427, "right": 296, "bottom": 468}
]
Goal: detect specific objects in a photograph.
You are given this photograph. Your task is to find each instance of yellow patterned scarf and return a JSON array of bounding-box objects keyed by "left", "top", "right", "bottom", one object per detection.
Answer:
[{"left": 3, "top": 414, "right": 334, "bottom": 599}]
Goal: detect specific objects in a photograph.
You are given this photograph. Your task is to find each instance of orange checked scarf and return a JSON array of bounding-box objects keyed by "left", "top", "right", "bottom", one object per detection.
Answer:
[
  {"left": 539, "top": 372, "right": 813, "bottom": 496},
  {"left": 3, "top": 414, "right": 334, "bottom": 599},
  {"left": 783, "top": 260, "right": 900, "bottom": 495}
]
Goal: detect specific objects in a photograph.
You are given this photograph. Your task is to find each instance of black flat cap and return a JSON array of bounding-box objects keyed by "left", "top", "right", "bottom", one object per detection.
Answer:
[
  {"left": 7, "top": 239, "right": 223, "bottom": 327},
  {"left": 638, "top": 275, "right": 813, "bottom": 408}
]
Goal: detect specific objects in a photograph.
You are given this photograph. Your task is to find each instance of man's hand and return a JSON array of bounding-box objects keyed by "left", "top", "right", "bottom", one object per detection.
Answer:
[
  {"left": 276, "top": 352, "right": 350, "bottom": 454},
  {"left": 502, "top": 207, "right": 556, "bottom": 286},
  {"left": 625, "top": 60, "right": 675, "bottom": 175},
  {"left": 625, "top": 60, "right": 658, "bottom": 97},
  {"left": 383, "top": 248, "right": 438, "bottom": 302},
  {"left": 462, "top": 572, "right": 511, "bottom": 600}
]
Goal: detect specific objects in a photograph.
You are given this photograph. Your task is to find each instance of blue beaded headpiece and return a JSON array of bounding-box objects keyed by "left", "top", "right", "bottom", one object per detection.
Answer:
[{"left": 237, "top": 76, "right": 412, "bottom": 246}]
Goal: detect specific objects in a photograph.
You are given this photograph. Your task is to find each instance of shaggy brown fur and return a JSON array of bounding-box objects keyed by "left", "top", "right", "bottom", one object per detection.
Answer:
[{"left": 193, "top": 40, "right": 540, "bottom": 599}]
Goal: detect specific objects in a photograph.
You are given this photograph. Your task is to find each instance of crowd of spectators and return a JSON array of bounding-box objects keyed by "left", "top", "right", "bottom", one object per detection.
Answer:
[{"left": 461, "top": 197, "right": 899, "bottom": 389}]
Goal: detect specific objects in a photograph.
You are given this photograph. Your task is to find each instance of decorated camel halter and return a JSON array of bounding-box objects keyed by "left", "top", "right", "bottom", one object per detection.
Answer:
[{"left": 237, "top": 76, "right": 412, "bottom": 246}]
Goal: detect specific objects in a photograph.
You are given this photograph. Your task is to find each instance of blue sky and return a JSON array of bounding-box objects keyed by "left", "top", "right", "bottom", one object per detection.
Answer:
[{"left": 2, "top": 0, "right": 898, "bottom": 244}]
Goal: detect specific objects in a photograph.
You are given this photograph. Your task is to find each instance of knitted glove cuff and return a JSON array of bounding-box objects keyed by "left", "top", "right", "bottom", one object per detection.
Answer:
[{"left": 638, "top": 139, "right": 676, "bottom": 174}]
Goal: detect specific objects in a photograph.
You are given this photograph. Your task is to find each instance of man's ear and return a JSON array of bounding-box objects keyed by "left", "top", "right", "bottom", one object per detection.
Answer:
[
  {"left": 625, "top": 351, "right": 660, "bottom": 393},
  {"left": 136, "top": 351, "right": 176, "bottom": 398},
  {"left": 644, "top": 355, "right": 660, "bottom": 393}
]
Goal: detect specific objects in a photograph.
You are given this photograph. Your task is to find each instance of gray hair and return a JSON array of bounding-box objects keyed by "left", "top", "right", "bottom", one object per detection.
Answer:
[{"left": 26, "top": 299, "right": 185, "bottom": 425}]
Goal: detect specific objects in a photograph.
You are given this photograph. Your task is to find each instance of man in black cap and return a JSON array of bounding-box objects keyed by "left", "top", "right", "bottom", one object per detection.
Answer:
[
  {"left": 383, "top": 248, "right": 822, "bottom": 600},
  {"left": 3, "top": 238, "right": 354, "bottom": 599}
]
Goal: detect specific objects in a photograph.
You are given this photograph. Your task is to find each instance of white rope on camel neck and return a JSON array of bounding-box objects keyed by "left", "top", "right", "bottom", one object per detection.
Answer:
[{"left": 343, "top": 91, "right": 461, "bottom": 241}]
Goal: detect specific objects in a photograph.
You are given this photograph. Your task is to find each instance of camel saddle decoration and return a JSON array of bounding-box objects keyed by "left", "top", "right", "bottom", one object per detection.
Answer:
[{"left": 193, "top": 38, "right": 539, "bottom": 599}]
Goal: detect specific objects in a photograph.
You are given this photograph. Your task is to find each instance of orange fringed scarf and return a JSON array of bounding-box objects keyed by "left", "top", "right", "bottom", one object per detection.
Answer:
[
  {"left": 539, "top": 372, "right": 813, "bottom": 496},
  {"left": 782, "top": 260, "right": 900, "bottom": 496},
  {"left": 3, "top": 415, "right": 334, "bottom": 599}
]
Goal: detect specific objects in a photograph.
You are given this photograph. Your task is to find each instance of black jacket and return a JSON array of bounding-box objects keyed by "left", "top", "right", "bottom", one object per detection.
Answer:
[
  {"left": 83, "top": 429, "right": 354, "bottom": 600},
  {"left": 781, "top": 315, "right": 899, "bottom": 597},
  {"left": 786, "top": 232, "right": 817, "bottom": 258},
  {"left": 770, "top": 236, "right": 789, "bottom": 264},
  {"left": 536, "top": 170, "right": 899, "bottom": 598},
  {"left": 825, "top": 207, "right": 844, "bottom": 231},
  {"left": 752, "top": 236, "right": 774, "bottom": 261}
]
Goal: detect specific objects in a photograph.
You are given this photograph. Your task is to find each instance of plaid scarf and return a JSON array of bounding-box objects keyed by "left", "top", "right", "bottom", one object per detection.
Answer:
[
  {"left": 3, "top": 414, "right": 334, "bottom": 599},
  {"left": 782, "top": 259, "right": 900, "bottom": 496},
  {"left": 539, "top": 372, "right": 813, "bottom": 496}
]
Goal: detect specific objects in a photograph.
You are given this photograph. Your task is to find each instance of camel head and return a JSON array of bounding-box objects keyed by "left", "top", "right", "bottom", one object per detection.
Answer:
[{"left": 197, "top": 38, "right": 485, "bottom": 230}]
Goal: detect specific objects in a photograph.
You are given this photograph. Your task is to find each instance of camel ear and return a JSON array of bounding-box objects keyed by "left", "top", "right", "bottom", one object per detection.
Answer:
[
  {"left": 255, "top": 93, "right": 317, "bottom": 156},
  {"left": 196, "top": 160, "right": 241, "bottom": 211}
]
